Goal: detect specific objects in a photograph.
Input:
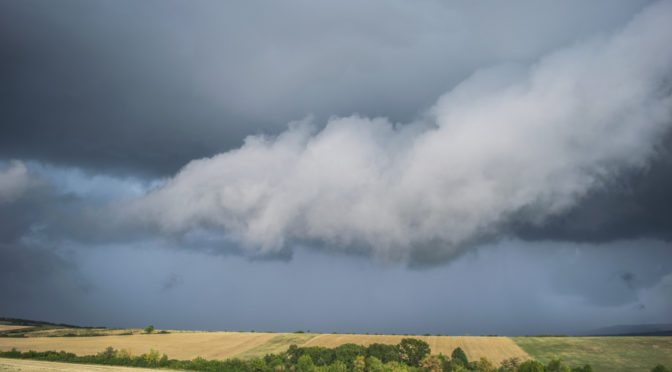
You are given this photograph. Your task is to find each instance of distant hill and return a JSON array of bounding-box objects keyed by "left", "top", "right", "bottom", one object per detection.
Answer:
[
  {"left": 581, "top": 323, "right": 672, "bottom": 336},
  {"left": 0, "top": 316, "right": 94, "bottom": 329}
]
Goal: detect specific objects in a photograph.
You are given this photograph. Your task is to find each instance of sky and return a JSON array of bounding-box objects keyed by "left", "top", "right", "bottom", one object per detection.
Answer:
[{"left": 1, "top": 0, "right": 672, "bottom": 336}]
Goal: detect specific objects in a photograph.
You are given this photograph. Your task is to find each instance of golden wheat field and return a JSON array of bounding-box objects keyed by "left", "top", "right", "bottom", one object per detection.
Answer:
[
  {"left": 0, "top": 357, "right": 168, "bottom": 371},
  {"left": 0, "top": 325, "right": 31, "bottom": 332},
  {"left": 0, "top": 331, "right": 530, "bottom": 364},
  {"left": 0, "top": 332, "right": 277, "bottom": 360}
]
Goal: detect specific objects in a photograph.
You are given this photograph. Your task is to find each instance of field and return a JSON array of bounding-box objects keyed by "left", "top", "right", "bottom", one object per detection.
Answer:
[
  {"left": 0, "top": 326, "right": 31, "bottom": 333},
  {"left": 0, "top": 332, "right": 279, "bottom": 360},
  {"left": 0, "top": 331, "right": 530, "bottom": 363},
  {"left": 0, "top": 357, "right": 170, "bottom": 371},
  {"left": 513, "top": 336, "right": 672, "bottom": 372},
  {"left": 1, "top": 322, "right": 671, "bottom": 372}
]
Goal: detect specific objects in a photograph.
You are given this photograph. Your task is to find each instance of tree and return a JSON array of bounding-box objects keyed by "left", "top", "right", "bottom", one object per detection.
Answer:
[
  {"left": 353, "top": 356, "right": 366, "bottom": 372},
  {"left": 366, "top": 356, "right": 385, "bottom": 372},
  {"left": 450, "top": 348, "right": 468, "bottom": 367},
  {"left": 547, "top": 357, "right": 567, "bottom": 372},
  {"left": 396, "top": 338, "right": 430, "bottom": 367},
  {"left": 249, "top": 357, "right": 268, "bottom": 372},
  {"left": 333, "top": 344, "right": 366, "bottom": 366},
  {"left": 419, "top": 355, "right": 442, "bottom": 372},
  {"left": 144, "top": 325, "right": 154, "bottom": 334},
  {"left": 651, "top": 366, "right": 671, "bottom": 372},
  {"left": 518, "top": 360, "right": 545, "bottom": 372},
  {"left": 297, "top": 355, "right": 317, "bottom": 372},
  {"left": 474, "top": 357, "right": 495, "bottom": 372},
  {"left": 383, "top": 361, "right": 408, "bottom": 372},
  {"left": 367, "top": 344, "right": 400, "bottom": 363},
  {"left": 328, "top": 360, "right": 348, "bottom": 372},
  {"left": 501, "top": 357, "right": 521, "bottom": 369}
]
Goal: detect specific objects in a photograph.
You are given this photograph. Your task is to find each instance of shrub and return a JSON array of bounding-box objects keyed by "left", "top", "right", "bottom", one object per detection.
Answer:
[{"left": 144, "top": 325, "right": 154, "bottom": 334}]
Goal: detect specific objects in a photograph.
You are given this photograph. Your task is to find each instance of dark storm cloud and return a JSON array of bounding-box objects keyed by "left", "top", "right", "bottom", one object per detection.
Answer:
[
  {"left": 0, "top": 0, "right": 652, "bottom": 176},
  {"left": 513, "top": 137, "right": 672, "bottom": 244}
]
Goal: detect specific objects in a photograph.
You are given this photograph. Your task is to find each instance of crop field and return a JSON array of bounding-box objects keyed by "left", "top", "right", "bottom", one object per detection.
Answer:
[
  {"left": 513, "top": 336, "right": 672, "bottom": 372},
  {"left": 0, "top": 332, "right": 278, "bottom": 360},
  {"left": 0, "top": 331, "right": 530, "bottom": 364},
  {"left": 0, "top": 357, "right": 169, "bottom": 371},
  {"left": 0, "top": 326, "right": 31, "bottom": 332},
  {"left": 1, "top": 325, "right": 671, "bottom": 372}
]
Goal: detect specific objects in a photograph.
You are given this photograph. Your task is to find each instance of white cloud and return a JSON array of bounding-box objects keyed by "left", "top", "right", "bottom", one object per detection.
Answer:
[
  {"left": 0, "top": 161, "right": 33, "bottom": 203},
  {"left": 128, "top": 1, "right": 672, "bottom": 262}
]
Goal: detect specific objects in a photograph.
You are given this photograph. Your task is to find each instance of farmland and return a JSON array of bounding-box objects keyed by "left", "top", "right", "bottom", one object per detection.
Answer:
[
  {"left": 1, "top": 322, "right": 672, "bottom": 371},
  {"left": 513, "top": 336, "right": 672, "bottom": 372}
]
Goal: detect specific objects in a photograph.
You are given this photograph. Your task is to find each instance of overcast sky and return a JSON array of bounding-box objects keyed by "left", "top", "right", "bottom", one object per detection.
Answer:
[{"left": 1, "top": 0, "right": 671, "bottom": 335}]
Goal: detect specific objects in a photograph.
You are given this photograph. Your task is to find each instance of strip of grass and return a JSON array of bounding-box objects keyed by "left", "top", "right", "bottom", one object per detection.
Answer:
[
  {"left": 235, "top": 333, "right": 318, "bottom": 360},
  {"left": 512, "top": 336, "right": 672, "bottom": 372}
]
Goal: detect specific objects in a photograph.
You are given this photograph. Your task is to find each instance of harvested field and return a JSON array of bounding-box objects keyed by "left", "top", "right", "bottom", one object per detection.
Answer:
[
  {"left": 304, "top": 334, "right": 530, "bottom": 364},
  {"left": 0, "top": 357, "right": 175, "bottom": 371},
  {"left": 0, "top": 326, "right": 32, "bottom": 332},
  {"left": 0, "top": 332, "right": 277, "bottom": 360}
]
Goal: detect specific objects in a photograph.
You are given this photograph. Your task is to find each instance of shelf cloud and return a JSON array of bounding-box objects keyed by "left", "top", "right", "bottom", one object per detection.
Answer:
[{"left": 127, "top": 1, "right": 672, "bottom": 262}]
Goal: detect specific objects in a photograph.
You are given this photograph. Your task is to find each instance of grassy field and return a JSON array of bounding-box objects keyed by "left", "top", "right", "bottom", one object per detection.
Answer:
[{"left": 513, "top": 336, "right": 672, "bottom": 372}]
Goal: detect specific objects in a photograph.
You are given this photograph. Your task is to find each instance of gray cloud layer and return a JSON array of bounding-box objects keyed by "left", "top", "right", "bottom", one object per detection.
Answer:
[
  {"left": 0, "top": 0, "right": 652, "bottom": 175},
  {"left": 127, "top": 1, "right": 672, "bottom": 262}
]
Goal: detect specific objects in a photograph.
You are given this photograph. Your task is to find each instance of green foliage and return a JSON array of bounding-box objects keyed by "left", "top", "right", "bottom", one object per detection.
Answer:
[
  {"left": 367, "top": 344, "right": 400, "bottom": 363},
  {"left": 383, "top": 361, "right": 408, "bottom": 372},
  {"left": 366, "top": 356, "right": 384, "bottom": 372},
  {"left": 353, "top": 356, "right": 366, "bottom": 372},
  {"left": 328, "top": 360, "right": 348, "bottom": 372},
  {"left": 652, "top": 365, "right": 671, "bottom": 372},
  {"left": 298, "top": 354, "right": 317, "bottom": 372},
  {"left": 474, "top": 357, "right": 495, "bottom": 372},
  {"left": 450, "top": 347, "right": 468, "bottom": 367},
  {"left": 144, "top": 325, "right": 154, "bottom": 334},
  {"left": 333, "top": 343, "right": 367, "bottom": 366},
  {"left": 396, "top": 338, "right": 430, "bottom": 367},
  {"left": 518, "top": 360, "right": 545, "bottom": 372}
]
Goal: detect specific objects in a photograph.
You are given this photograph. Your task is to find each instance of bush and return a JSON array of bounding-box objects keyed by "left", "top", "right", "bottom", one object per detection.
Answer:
[
  {"left": 652, "top": 365, "right": 671, "bottom": 372},
  {"left": 450, "top": 348, "right": 468, "bottom": 367},
  {"left": 144, "top": 325, "right": 154, "bottom": 334}
]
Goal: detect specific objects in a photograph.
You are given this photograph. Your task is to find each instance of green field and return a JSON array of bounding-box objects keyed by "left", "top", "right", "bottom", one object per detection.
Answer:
[{"left": 513, "top": 336, "right": 672, "bottom": 372}]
